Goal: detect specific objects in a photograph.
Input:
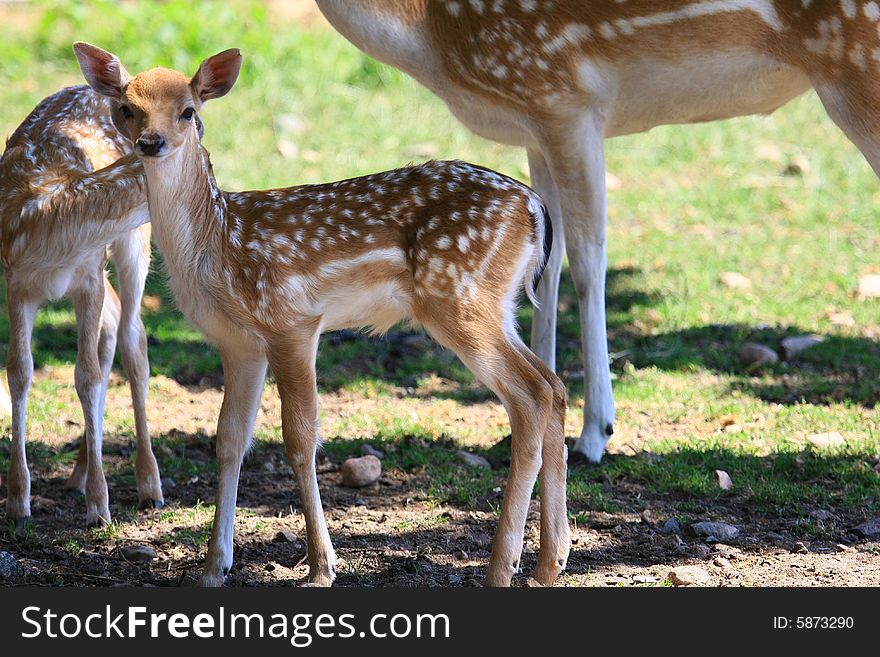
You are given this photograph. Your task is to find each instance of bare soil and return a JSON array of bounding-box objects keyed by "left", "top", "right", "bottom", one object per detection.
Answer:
[{"left": 2, "top": 368, "right": 879, "bottom": 588}]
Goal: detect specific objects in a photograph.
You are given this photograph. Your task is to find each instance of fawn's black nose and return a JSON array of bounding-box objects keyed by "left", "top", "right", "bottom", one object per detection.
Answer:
[{"left": 136, "top": 134, "right": 166, "bottom": 157}]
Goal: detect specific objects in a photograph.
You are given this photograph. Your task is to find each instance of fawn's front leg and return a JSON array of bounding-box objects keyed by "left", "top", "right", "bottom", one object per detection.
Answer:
[{"left": 200, "top": 346, "right": 267, "bottom": 587}]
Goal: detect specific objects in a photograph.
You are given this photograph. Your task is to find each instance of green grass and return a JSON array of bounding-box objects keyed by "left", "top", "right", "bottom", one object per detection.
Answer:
[{"left": 1, "top": 0, "right": 879, "bottom": 533}]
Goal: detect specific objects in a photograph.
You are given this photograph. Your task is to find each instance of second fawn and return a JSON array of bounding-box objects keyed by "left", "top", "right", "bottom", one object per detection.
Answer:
[
  {"left": 75, "top": 42, "right": 569, "bottom": 587},
  {"left": 1, "top": 85, "right": 162, "bottom": 527}
]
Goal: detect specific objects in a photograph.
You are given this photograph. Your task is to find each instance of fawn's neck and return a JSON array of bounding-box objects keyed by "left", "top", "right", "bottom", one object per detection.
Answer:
[{"left": 141, "top": 143, "right": 227, "bottom": 285}]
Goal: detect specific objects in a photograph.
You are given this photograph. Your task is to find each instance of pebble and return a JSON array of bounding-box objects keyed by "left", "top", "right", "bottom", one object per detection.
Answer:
[
  {"left": 691, "top": 521, "right": 740, "bottom": 542},
  {"left": 713, "top": 556, "right": 732, "bottom": 569},
  {"left": 806, "top": 432, "right": 845, "bottom": 450},
  {"left": 121, "top": 544, "right": 156, "bottom": 563},
  {"left": 852, "top": 516, "right": 880, "bottom": 539},
  {"left": 661, "top": 518, "right": 681, "bottom": 535},
  {"left": 780, "top": 335, "right": 823, "bottom": 360},
  {"left": 274, "top": 529, "right": 298, "bottom": 543},
  {"left": 792, "top": 541, "right": 809, "bottom": 554},
  {"left": 457, "top": 450, "right": 492, "bottom": 469},
  {"left": 720, "top": 272, "right": 752, "bottom": 290},
  {"left": 857, "top": 274, "right": 880, "bottom": 300},
  {"left": 738, "top": 343, "right": 778, "bottom": 369},
  {"left": 361, "top": 444, "right": 385, "bottom": 459},
  {"left": 691, "top": 544, "right": 712, "bottom": 558},
  {"left": 0, "top": 551, "right": 18, "bottom": 579},
  {"left": 340, "top": 455, "right": 382, "bottom": 487},
  {"left": 668, "top": 566, "right": 712, "bottom": 587}
]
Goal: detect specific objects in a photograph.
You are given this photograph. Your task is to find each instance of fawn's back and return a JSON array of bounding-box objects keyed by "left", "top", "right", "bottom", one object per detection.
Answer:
[{"left": 0, "top": 86, "right": 135, "bottom": 296}]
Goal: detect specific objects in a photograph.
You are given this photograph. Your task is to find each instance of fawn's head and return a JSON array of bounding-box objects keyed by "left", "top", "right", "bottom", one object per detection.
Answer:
[{"left": 73, "top": 42, "right": 242, "bottom": 160}]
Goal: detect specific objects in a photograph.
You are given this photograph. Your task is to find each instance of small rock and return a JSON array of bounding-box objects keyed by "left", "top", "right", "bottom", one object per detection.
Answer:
[
  {"left": 661, "top": 518, "right": 681, "bottom": 535},
  {"left": 691, "top": 521, "right": 740, "bottom": 542},
  {"left": 457, "top": 450, "right": 492, "bottom": 470},
  {"left": 0, "top": 551, "right": 18, "bottom": 578},
  {"left": 780, "top": 335, "right": 823, "bottom": 360},
  {"left": 668, "top": 565, "right": 712, "bottom": 587},
  {"left": 835, "top": 543, "right": 854, "bottom": 553},
  {"left": 160, "top": 477, "right": 176, "bottom": 491},
  {"left": 263, "top": 461, "right": 276, "bottom": 473},
  {"left": 720, "top": 271, "right": 752, "bottom": 290},
  {"left": 806, "top": 432, "right": 845, "bottom": 450},
  {"left": 714, "top": 544, "right": 742, "bottom": 559},
  {"left": 792, "top": 541, "right": 809, "bottom": 554},
  {"left": 340, "top": 455, "right": 382, "bottom": 488},
  {"left": 360, "top": 444, "right": 385, "bottom": 459},
  {"left": 274, "top": 529, "right": 298, "bottom": 543},
  {"left": 632, "top": 575, "right": 659, "bottom": 584},
  {"left": 662, "top": 534, "right": 686, "bottom": 549},
  {"left": 852, "top": 516, "right": 880, "bottom": 539},
  {"left": 715, "top": 470, "right": 733, "bottom": 491},
  {"left": 641, "top": 509, "right": 656, "bottom": 525},
  {"left": 857, "top": 274, "right": 880, "bottom": 300},
  {"left": 121, "top": 544, "right": 156, "bottom": 563},
  {"left": 810, "top": 509, "right": 834, "bottom": 522},
  {"left": 738, "top": 343, "right": 778, "bottom": 369},
  {"left": 826, "top": 310, "right": 855, "bottom": 327},
  {"left": 455, "top": 550, "right": 468, "bottom": 560},
  {"left": 712, "top": 556, "right": 732, "bottom": 569},
  {"left": 691, "top": 544, "right": 712, "bottom": 558}
]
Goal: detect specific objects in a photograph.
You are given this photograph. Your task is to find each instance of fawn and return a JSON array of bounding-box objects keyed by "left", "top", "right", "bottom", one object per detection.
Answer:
[
  {"left": 1, "top": 85, "right": 163, "bottom": 527},
  {"left": 74, "top": 42, "right": 569, "bottom": 587}
]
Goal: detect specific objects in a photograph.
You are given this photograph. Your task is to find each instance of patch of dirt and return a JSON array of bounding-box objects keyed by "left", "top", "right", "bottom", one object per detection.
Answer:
[{"left": 2, "top": 366, "right": 879, "bottom": 587}]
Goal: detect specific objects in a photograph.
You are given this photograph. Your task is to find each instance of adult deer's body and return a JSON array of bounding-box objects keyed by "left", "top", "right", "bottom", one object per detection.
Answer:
[
  {"left": 315, "top": 0, "right": 880, "bottom": 462},
  {"left": 75, "top": 43, "right": 569, "bottom": 587},
  {"left": 1, "top": 85, "right": 162, "bottom": 527}
]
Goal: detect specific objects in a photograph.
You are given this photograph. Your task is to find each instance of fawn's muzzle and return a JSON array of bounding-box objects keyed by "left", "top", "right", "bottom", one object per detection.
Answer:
[{"left": 136, "top": 134, "right": 166, "bottom": 157}]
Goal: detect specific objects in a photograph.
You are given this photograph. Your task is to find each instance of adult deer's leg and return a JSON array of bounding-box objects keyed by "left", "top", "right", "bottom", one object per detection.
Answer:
[
  {"left": 528, "top": 147, "right": 566, "bottom": 369},
  {"left": 814, "top": 82, "right": 880, "bottom": 177},
  {"left": 4, "top": 290, "right": 38, "bottom": 528},
  {"left": 269, "top": 328, "right": 336, "bottom": 587},
  {"left": 111, "top": 227, "right": 163, "bottom": 509},
  {"left": 200, "top": 343, "right": 267, "bottom": 587},
  {"left": 539, "top": 112, "right": 615, "bottom": 464},
  {"left": 70, "top": 268, "right": 113, "bottom": 526}
]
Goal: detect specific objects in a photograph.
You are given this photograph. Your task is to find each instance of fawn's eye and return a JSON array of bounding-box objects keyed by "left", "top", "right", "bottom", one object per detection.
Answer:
[
  {"left": 180, "top": 107, "right": 195, "bottom": 121},
  {"left": 120, "top": 105, "right": 134, "bottom": 119}
]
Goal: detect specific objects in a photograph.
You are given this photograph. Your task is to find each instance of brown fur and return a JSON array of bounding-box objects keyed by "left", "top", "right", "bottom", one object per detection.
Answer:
[
  {"left": 74, "top": 43, "right": 568, "bottom": 587},
  {"left": 0, "top": 85, "right": 162, "bottom": 527}
]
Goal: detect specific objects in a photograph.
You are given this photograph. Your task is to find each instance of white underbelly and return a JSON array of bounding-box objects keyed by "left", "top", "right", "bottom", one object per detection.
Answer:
[{"left": 598, "top": 53, "right": 812, "bottom": 137}]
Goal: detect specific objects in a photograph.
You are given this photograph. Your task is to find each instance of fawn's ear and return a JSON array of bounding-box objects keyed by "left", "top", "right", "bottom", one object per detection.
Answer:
[
  {"left": 191, "top": 48, "right": 242, "bottom": 103},
  {"left": 73, "top": 41, "right": 132, "bottom": 100}
]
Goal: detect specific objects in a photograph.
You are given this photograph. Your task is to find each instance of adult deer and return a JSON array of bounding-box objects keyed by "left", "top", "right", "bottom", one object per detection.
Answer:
[
  {"left": 1, "top": 85, "right": 163, "bottom": 527},
  {"left": 74, "top": 42, "right": 568, "bottom": 587},
  {"left": 314, "top": 0, "right": 880, "bottom": 462}
]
